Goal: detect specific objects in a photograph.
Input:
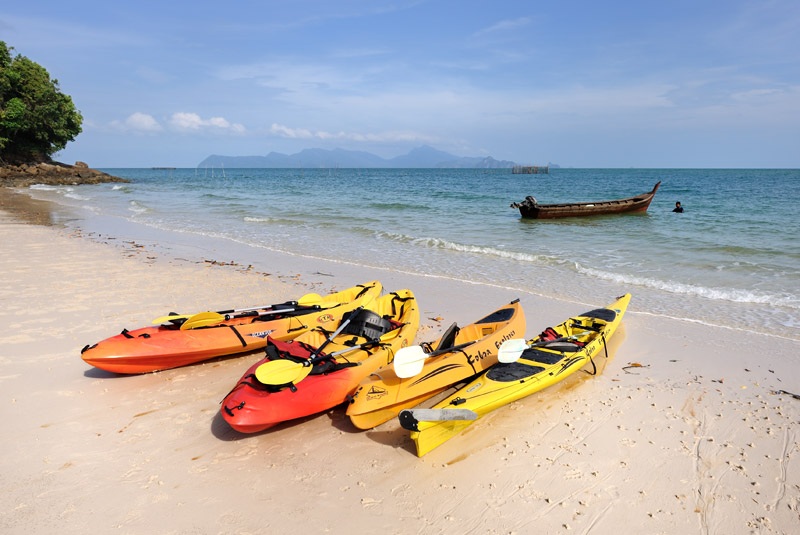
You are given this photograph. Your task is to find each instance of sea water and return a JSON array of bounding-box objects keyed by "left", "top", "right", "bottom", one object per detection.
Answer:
[{"left": 24, "top": 168, "right": 800, "bottom": 341}]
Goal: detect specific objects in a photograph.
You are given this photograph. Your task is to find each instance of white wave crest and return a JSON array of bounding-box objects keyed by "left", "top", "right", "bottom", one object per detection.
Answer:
[
  {"left": 128, "top": 200, "right": 149, "bottom": 214},
  {"left": 28, "top": 184, "right": 59, "bottom": 191},
  {"left": 378, "top": 232, "right": 558, "bottom": 265},
  {"left": 577, "top": 265, "right": 799, "bottom": 309}
]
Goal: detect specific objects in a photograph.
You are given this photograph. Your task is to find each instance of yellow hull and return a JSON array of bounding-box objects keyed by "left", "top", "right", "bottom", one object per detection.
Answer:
[
  {"left": 407, "top": 294, "right": 631, "bottom": 456},
  {"left": 346, "top": 300, "right": 525, "bottom": 429}
]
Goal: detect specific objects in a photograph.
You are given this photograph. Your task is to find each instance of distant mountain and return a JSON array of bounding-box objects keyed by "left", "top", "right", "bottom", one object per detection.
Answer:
[{"left": 197, "top": 145, "right": 521, "bottom": 169}]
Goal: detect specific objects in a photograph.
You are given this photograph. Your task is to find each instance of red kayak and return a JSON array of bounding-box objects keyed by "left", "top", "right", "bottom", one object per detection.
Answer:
[
  {"left": 221, "top": 290, "right": 420, "bottom": 433},
  {"left": 81, "top": 281, "right": 381, "bottom": 373}
]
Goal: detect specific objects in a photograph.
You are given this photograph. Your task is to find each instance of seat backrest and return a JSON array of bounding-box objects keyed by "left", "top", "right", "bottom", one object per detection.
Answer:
[
  {"left": 341, "top": 309, "right": 395, "bottom": 340},
  {"left": 436, "top": 322, "right": 459, "bottom": 351}
]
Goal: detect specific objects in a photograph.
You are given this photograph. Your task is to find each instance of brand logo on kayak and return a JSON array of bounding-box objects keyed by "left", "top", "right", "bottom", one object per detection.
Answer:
[
  {"left": 494, "top": 330, "right": 516, "bottom": 350},
  {"left": 401, "top": 338, "right": 409, "bottom": 348},
  {"left": 366, "top": 386, "right": 388, "bottom": 400},
  {"left": 317, "top": 314, "right": 334, "bottom": 323},
  {"left": 467, "top": 346, "right": 495, "bottom": 366},
  {"left": 466, "top": 382, "right": 482, "bottom": 393},
  {"left": 247, "top": 329, "right": 274, "bottom": 339}
]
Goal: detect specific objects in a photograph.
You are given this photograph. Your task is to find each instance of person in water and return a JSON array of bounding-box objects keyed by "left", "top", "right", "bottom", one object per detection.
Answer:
[{"left": 673, "top": 201, "right": 684, "bottom": 213}]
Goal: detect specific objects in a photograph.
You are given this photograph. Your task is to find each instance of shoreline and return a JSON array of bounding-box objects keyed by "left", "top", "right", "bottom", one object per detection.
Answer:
[{"left": 1, "top": 193, "right": 799, "bottom": 533}]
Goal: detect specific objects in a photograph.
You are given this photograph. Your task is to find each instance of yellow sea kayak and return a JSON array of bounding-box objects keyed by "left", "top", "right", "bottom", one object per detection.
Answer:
[{"left": 399, "top": 293, "right": 631, "bottom": 456}]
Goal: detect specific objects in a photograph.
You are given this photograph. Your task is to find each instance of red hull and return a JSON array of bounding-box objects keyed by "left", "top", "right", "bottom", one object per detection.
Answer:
[
  {"left": 222, "top": 360, "right": 377, "bottom": 433},
  {"left": 220, "top": 290, "right": 420, "bottom": 433}
]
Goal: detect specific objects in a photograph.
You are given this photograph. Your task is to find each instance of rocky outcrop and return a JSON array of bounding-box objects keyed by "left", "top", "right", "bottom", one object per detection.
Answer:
[{"left": 0, "top": 161, "right": 129, "bottom": 187}]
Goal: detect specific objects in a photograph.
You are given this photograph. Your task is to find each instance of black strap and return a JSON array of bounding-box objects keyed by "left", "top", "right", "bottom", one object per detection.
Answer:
[
  {"left": 387, "top": 292, "right": 415, "bottom": 322},
  {"left": 354, "top": 283, "right": 373, "bottom": 300},
  {"left": 583, "top": 332, "right": 608, "bottom": 376},
  {"left": 227, "top": 324, "right": 247, "bottom": 348},
  {"left": 286, "top": 322, "right": 307, "bottom": 333}
]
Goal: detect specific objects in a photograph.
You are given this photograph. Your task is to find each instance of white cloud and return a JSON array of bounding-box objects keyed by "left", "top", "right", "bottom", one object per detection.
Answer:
[
  {"left": 270, "top": 123, "right": 314, "bottom": 139},
  {"left": 169, "top": 112, "right": 245, "bottom": 133},
  {"left": 472, "top": 17, "right": 531, "bottom": 38},
  {"left": 126, "top": 112, "right": 162, "bottom": 131},
  {"left": 269, "top": 123, "right": 439, "bottom": 144},
  {"left": 109, "top": 112, "right": 162, "bottom": 133}
]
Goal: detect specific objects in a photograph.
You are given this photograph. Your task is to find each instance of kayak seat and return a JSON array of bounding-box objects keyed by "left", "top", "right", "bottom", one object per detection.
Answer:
[
  {"left": 475, "top": 307, "right": 515, "bottom": 325},
  {"left": 540, "top": 341, "right": 584, "bottom": 352},
  {"left": 341, "top": 309, "right": 396, "bottom": 341},
  {"left": 520, "top": 348, "right": 566, "bottom": 365},
  {"left": 579, "top": 308, "right": 617, "bottom": 322},
  {"left": 487, "top": 361, "right": 545, "bottom": 382},
  {"left": 436, "top": 322, "right": 460, "bottom": 351}
]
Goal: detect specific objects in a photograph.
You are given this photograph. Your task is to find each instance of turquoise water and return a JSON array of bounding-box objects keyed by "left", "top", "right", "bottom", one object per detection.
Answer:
[{"left": 26, "top": 168, "right": 800, "bottom": 341}]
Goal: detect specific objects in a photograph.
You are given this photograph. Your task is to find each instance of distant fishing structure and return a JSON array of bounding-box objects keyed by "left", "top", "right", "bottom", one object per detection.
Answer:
[
  {"left": 152, "top": 167, "right": 176, "bottom": 178},
  {"left": 512, "top": 165, "right": 549, "bottom": 174}
]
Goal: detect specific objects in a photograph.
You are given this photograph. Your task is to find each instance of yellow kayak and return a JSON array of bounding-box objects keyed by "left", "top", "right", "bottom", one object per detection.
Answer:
[{"left": 399, "top": 294, "right": 631, "bottom": 456}]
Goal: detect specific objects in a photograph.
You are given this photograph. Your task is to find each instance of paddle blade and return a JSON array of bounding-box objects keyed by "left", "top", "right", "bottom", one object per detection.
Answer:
[
  {"left": 254, "top": 359, "right": 312, "bottom": 385},
  {"left": 393, "top": 346, "right": 428, "bottom": 378},
  {"left": 152, "top": 313, "right": 190, "bottom": 324},
  {"left": 399, "top": 408, "right": 479, "bottom": 431},
  {"left": 297, "top": 293, "right": 323, "bottom": 306},
  {"left": 497, "top": 339, "right": 530, "bottom": 363},
  {"left": 179, "top": 311, "right": 226, "bottom": 330}
]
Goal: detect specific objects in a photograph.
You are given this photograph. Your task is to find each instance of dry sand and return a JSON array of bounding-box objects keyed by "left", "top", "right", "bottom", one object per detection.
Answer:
[{"left": 1, "top": 190, "right": 798, "bottom": 534}]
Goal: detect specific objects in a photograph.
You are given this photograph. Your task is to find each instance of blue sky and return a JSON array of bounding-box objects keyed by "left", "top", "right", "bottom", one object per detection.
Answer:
[{"left": 2, "top": 1, "right": 798, "bottom": 167}]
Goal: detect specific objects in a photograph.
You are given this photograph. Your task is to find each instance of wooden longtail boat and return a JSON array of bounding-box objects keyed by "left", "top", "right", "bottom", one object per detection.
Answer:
[{"left": 511, "top": 181, "right": 660, "bottom": 219}]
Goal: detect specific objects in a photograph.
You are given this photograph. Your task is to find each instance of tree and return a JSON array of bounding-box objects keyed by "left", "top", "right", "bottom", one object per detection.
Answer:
[{"left": 0, "top": 41, "right": 83, "bottom": 163}]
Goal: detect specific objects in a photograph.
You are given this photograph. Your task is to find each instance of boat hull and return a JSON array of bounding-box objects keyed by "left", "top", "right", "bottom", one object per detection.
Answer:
[
  {"left": 406, "top": 294, "right": 631, "bottom": 456},
  {"left": 512, "top": 182, "right": 660, "bottom": 219},
  {"left": 220, "top": 290, "right": 420, "bottom": 433},
  {"left": 346, "top": 300, "right": 525, "bottom": 429},
  {"left": 80, "top": 282, "right": 381, "bottom": 374}
]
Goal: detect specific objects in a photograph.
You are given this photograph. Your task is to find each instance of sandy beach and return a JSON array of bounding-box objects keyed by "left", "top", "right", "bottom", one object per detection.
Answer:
[{"left": 1, "top": 189, "right": 798, "bottom": 534}]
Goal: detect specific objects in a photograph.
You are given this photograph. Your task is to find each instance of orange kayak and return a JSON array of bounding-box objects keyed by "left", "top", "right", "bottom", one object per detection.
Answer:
[
  {"left": 221, "top": 290, "right": 419, "bottom": 433},
  {"left": 346, "top": 299, "right": 525, "bottom": 429},
  {"left": 80, "top": 281, "right": 381, "bottom": 374}
]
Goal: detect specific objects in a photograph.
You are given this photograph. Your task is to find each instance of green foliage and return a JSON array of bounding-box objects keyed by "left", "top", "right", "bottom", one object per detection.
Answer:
[{"left": 0, "top": 41, "right": 83, "bottom": 162}]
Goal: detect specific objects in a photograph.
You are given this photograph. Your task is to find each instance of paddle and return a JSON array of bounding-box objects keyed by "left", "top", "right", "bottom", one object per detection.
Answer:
[
  {"left": 252, "top": 306, "right": 363, "bottom": 385},
  {"left": 152, "top": 292, "right": 325, "bottom": 327},
  {"left": 177, "top": 307, "right": 302, "bottom": 330},
  {"left": 253, "top": 329, "right": 400, "bottom": 386},
  {"left": 398, "top": 408, "right": 479, "bottom": 431},
  {"left": 393, "top": 341, "right": 477, "bottom": 379},
  {"left": 497, "top": 331, "right": 593, "bottom": 363}
]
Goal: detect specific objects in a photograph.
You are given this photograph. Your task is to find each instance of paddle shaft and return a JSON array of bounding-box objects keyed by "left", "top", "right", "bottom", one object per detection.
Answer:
[
  {"left": 424, "top": 341, "right": 475, "bottom": 359},
  {"left": 308, "top": 306, "right": 364, "bottom": 361},
  {"left": 221, "top": 306, "right": 308, "bottom": 320},
  {"left": 253, "top": 324, "right": 403, "bottom": 386}
]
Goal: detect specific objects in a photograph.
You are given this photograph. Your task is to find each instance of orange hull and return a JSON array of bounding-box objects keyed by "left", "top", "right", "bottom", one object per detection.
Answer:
[
  {"left": 81, "top": 282, "right": 381, "bottom": 374},
  {"left": 347, "top": 299, "right": 525, "bottom": 429}
]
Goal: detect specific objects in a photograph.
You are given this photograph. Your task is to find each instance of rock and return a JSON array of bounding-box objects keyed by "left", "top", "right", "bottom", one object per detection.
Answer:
[{"left": 0, "top": 160, "right": 129, "bottom": 187}]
